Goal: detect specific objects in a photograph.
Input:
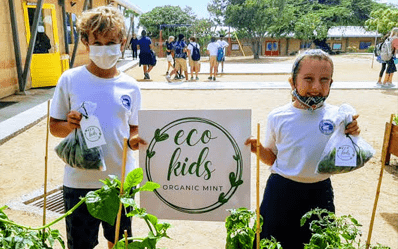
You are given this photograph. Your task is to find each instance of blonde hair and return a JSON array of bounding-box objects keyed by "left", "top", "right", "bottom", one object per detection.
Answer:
[
  {"left": 168, "top": 36, "right": 174, "bottom": 42},
  {"left": 390, "top": 27, "right": 398, "bottom": 38},
  {"left": 77, "top": 6, "right": 126, "bottom": 43}
]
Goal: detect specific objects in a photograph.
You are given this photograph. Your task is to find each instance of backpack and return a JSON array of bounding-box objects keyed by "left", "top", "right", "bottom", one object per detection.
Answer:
[
  {"left": 174, "top": 41, "right": 187, "bottom": 59},
  {"left": 150, "top": 50, "right": 157, "bottom": 66},
  {"left": 217, "top": 46, "right": 224, "bottom": 62},
  {"left": 374, "top": 42, "right": 383, "bottom": 57},
  {"left": 190, "top": 43, "right": 200, "bottom": 61},
  {"left": 380, "top": 38, "right": 393, "bottom": 61}
]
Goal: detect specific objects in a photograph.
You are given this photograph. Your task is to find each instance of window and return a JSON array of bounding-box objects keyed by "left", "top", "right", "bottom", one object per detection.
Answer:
[
  {"left": 66, "top": 13, "right": 77, "bottom": 44},
  {"left": 359, "top": 41, "right": 372, "bottom": 50},
  {"left": 332, "top": 43, "right": 342, "bottom": 50},
  {"left": 266, "top": 42, "right": 278, "bottom": 51},
  {"left": 231, "top": 44, "right": 239, "bottom": 51}
]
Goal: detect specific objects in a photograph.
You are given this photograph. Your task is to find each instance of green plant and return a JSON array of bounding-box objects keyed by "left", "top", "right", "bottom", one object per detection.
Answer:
[
  {"left": 0, "top": 205, "right": 66, "bottom": 248},
  {"left": 347, "top": 46, "right": 358, "bottom": 53},
  {"left": 392, "top": 114, "right": 398, "bottom": 125},
  {"left": 301, "top": 208, "right": 391, "bottom": 249},
  {"left": 367, "top": 46, "right": 375, "bottom": 53},
  {"left": 225, "top": 208, "right": 281, "bottom": 249},
  {"left": 0, "top": 168, "right": 170, "bottom": 249}
]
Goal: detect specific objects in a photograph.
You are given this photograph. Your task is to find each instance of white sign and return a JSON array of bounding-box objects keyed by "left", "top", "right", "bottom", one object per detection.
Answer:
[{"left": 139, "top": 110, "right": 251, "bottom": 221}]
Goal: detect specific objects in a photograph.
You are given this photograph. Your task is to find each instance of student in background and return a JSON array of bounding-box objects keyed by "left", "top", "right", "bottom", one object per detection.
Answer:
[
  {"left": 165, "top": 36, "right": 175, "bottom": 75},
  {"left": 129, "top": 33, "right": 138, "bottom": 59},
  {"left": 206, "top": 37, "right": 220, "bottom": 81},
  {"left": 187, "top": 36, "right": 200, "bottom": 81},
  {"left": 217, "top": 35, "right": 229, "bottom": 73},
  {"left": 166, "top": 34, "right": 188, "bottom": 82},
  {"left": 137, "top": 30, "right": 154, "bottom": 80}
]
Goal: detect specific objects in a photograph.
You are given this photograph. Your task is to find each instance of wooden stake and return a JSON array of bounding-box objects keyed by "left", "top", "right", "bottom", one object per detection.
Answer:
[
  {"left": 124, "top": 230, "right": 128, "bottom": 249},
  {"left": 256, "top": 123, "right": 261, "bottom": 249},
  {"left": 43, "top": 100, "right": 50, "bottom": 226},
  {"left": 365, "top": 114, "right": 394, "bottom": 249},
  {"left": 114, "top": 138, "right": 129, "bottom": 245}
]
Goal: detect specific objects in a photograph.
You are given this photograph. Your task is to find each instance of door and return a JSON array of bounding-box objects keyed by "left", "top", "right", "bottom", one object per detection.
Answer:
[
  {"left": 23, "top": 3, "right": 62, "bottom": 88},
  {"left": 264, "top": 41, "right": 279, "bottom": 56}
]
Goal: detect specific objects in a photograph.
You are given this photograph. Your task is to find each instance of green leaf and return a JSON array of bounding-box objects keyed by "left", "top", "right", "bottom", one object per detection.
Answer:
[
  {"left": 139, "top": 182, "right": 160, "bottom": 192},
  {"left": 154, "top": 129, "right": 169, "bottom": 142},
  {"left": 124, "top": 168, "right": 144, "bottom": 193},
  {"left": 85, "top": 188, "right": 120, "bottom": 226},
  {"left": 218, "top": 192, "right": 228, "bottom": 204},
  {"left": 145, "top": 214, "right": 158, "bottom": 227},
  {"left": 146, "top": 149, "right": 156, "bottom": 158}
]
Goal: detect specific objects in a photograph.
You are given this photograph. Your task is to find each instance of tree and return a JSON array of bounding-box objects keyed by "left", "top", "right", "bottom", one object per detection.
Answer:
[
  {"left": 207, "top": 0, "right": 229, "bottom": 29},
  {"left": 365, "top": 7, "right": 398, "bottom": 35},
  {"left": 225, "top": 0, "right": 274, "bottom": 59},
  {"left": 138, "top": 5, "right": 194, "bottom": 39}
]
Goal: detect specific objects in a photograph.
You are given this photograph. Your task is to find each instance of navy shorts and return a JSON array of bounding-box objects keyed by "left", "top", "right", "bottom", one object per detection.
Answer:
[
  {"left": 255, "top": 174, "right": 335, "bottom": 249},
  {"left": 139, "top": 52, "right": 152, "bottom": 66},
  {"left": 386, "top": 58, "right": 397, "bottom": 74},
  {"left": 63, "top": 186, "right": 132, "bottom": 249}
]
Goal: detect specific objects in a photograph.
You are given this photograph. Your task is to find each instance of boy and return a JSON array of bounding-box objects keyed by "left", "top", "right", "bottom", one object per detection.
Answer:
[
  {"left": 206, "top": 37, "right": 220, "bottom": 81},
  {"left": 217, "top": 35, "right": 229, "bottom": 73},
  {"left": 49, "top": 6, "right": 146, "bottom": 249},
  {"left": 166, "top": 34, "right": 188, "bottom": 82},
  {"left": 187, "top": 36, "right": 200, "bottom": 80}
]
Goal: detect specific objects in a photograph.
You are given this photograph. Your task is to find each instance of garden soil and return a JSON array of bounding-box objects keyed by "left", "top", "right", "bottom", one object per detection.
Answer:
[{"left": 0, "top": 54, "right": 397, "bottom": 248}]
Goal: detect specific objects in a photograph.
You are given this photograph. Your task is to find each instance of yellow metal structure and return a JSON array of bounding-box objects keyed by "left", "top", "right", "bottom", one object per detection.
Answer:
[{"left": 23, "top": 3, "right": 62, "bottom": 88}]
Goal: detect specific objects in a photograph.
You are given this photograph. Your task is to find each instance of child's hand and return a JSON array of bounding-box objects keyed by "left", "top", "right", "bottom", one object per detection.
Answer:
[
  {"left": 67, "top": 110, "right": 82, "bottom": 130},
  {"left": 128, "top": 135, "right": 147, "bottom": 150},
  {"left": 245, "top": 136, "right": 260, "bottom": 153},
  {"left": 345, "top": 114, "right": 360, "bottom": 136}
]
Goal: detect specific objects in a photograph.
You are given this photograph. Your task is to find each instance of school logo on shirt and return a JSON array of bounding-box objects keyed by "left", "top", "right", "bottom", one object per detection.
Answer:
[
  {"left": 319, "top": 119, "right": 335, "bottom": 135},
  {"left": 121, "top": 95, "right": 131, "bottom": 110}
]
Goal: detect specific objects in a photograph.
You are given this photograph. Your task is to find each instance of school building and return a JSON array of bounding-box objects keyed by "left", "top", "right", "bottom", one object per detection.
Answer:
[
  {"left": 231, "top": 26, "right": 382, "bottom": 57},
  {"left": 0, "top": 0, "right": 141, "bottom": 99}
]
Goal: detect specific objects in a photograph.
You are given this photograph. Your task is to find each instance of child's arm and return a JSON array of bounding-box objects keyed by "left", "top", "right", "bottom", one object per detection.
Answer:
[
  {"left": 245, "top": 137, "right": 276, "bottom": 166},
  {"left": 128, "top": 125, "right": 147, "bottom": 150},
  {"left": 49, "top": 110, "right": 82, "bottom": 138},
  {"left": 345, "top": 114, "right": 360, "bottom": 136}
]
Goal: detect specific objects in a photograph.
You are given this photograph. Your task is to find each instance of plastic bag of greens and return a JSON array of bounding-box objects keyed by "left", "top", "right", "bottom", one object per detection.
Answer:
[
  {"left": 316, "top": 104, "right": 375, "bottom": 174},
  {"left": 54, "top": 102, "right": 106, "bottom": 171}
]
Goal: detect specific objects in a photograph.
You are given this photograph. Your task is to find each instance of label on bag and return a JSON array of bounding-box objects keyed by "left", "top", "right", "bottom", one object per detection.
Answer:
[
  {"left": 80, "top": 115, "right": 106, "bottom": 149},
  {"left": 335, "top": 141, "right": 357, "bottom": 167}
]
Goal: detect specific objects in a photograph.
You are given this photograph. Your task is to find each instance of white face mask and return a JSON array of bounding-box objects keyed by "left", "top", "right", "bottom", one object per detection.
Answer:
[{"left": 89, "top": 44, "right": 121, "bottom": 69}]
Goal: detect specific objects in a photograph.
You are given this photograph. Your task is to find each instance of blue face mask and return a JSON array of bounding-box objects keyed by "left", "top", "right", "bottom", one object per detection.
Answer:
[{"left": 292, "top": 89, "right": 328, "bottom": 111}]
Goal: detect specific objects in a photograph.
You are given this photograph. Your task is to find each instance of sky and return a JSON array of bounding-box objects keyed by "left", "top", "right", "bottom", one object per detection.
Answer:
[{"left": 135, "top": 0, "right": 398, "bottom": 20}]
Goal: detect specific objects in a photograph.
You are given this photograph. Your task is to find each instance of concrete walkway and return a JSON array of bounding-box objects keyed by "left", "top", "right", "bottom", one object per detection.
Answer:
[{"left": 0, "top": 58, "right": 396, "bottom": 145}]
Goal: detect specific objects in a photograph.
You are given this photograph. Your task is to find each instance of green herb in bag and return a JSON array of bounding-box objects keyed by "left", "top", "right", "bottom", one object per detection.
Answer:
[
  {"left": 55, "top": 129, "right": 105, "bottom": 170},
  {"left": 317, "top": 147, "right": 373, "bottom": 174}
]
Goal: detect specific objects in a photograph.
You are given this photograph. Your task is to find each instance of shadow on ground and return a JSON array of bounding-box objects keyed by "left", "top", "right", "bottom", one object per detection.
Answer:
[{"left": 381, "top": 212, "right": 398, "bottom": 233}]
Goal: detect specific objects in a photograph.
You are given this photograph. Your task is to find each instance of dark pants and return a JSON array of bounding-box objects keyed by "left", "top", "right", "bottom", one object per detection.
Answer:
[
  {"left": 132, "top": 48, "right": 137, "bottom": 59},
  {"left": 255, "top": 174, "right": 335, "bottom": 249},
  {"left": 379, "top": 63, "right": 387, "bottom": 78},
  {"left": 63, "top": 186, "right": 132, "bottom": 249}
]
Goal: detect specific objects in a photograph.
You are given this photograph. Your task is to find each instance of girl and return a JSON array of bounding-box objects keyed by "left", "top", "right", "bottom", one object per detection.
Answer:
[
  {"left": 245, "top": 49, "right": 360, "bottom": 249},
  {"left": 165, "top": 36, "right": 175, "bottom": 75},
  {"left": 383, "top": 27, "right": 398, "bottom": 87}
]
